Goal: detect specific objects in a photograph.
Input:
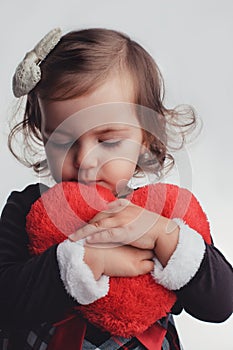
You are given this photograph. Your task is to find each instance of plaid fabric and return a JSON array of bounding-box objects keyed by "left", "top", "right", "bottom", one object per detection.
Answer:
[
  {"left": 0, "top": 323, "right": 56, "bottom": 350},
  {"left": 82, "top": 336, "right": 146, "bottom": 350},
  {"left": 0, "top": 315, "right": 182, "bottom": 350},
  {"left": 159, "top": 316, "right": 182, "bottom": 350}
]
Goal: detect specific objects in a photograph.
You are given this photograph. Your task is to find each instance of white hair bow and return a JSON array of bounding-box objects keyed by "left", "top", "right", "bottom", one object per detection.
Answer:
[{"left": 12, "top": 28, "right": 62, "bottom": 97}]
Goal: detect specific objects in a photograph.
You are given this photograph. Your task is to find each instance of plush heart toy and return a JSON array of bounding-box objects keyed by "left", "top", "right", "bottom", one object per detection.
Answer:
[{"left": 26, "top": 182, "right": 211, "bottom": 337}]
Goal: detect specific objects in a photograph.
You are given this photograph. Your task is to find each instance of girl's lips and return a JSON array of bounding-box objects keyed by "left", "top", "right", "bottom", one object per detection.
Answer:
[
  {"left": 88, "top": 181, "right": 112, "bottom": 191},
  {"left": 83, "top": 180, "right": 103, "bottom": 186},
  {"left": 78, "top": 179, "right": 112, "bottom": 191},
  {"left": 86, "top": 180, "right": 100, "bottom": 185}
]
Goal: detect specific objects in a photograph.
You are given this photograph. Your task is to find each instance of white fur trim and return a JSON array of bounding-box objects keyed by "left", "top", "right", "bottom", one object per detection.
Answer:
[
  {"left": 56, "top": 239, "right": 109, "bottom": 304},
  {"left": 152, "top": 218, "right": 206, "bottom": 290}
]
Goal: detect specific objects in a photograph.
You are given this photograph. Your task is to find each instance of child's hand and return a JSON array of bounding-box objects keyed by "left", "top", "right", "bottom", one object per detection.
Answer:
[
  {"left": 69, "top": 199, "right": 179, "bottom": 266},
  {"left": 84, "top": 244, "right": 154, "bottom": 280},
  {"left": 70, "top": 199, "right": 171, "bottom": 248}
]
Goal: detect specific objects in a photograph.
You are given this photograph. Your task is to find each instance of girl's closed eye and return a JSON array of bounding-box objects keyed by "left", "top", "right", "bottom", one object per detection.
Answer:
[
  {"left": 50, "top": 140, "right": 74, "bottom": 149},
  {"left": 99, "top": 139, "right": 123, "bottom": 148}
]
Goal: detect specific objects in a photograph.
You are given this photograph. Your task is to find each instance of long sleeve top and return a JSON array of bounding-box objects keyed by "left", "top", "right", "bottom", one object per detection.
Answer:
[{"left": 0, "top": 183, "right": 232, "bottom": 349}]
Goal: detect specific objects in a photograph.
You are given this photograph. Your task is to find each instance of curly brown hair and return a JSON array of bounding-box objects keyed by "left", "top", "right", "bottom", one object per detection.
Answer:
[{"left": 8, "top": 28, "right": 197, "bottom": 178}]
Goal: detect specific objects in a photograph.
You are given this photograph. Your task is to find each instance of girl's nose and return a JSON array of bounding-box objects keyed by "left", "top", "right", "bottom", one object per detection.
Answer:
[{"left": 73, "top": 143, "right": 98, "bottom": 169}]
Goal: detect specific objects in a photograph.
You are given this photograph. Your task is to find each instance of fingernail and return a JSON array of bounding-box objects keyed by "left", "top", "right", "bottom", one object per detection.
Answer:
[{"left": 68, "top": 233, "right": 76, "bottom": 241}]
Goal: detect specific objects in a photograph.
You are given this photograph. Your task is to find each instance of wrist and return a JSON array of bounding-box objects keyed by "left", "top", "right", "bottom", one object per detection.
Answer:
[
  {"left": 154, "top": 218, "right": 179, "bottom": 266},
  {"left": 84, "top": 245, "right": 104, "bottom": 280},
  {"left": 57, "top": 239, "right": 109, "bottom": 304},
  {"left": 152, "top": 219, "right": 206, "bottom": 290}
]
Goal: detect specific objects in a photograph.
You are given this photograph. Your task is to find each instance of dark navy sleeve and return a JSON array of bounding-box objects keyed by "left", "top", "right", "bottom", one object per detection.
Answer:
[
  {"left": 173, "top": 242, "right": 233, "bottom": 322},
  {"left": 0, "top": 184, "right": 76, "bottom": 329}
]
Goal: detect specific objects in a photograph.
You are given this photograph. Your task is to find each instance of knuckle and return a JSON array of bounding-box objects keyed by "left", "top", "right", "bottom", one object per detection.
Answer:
[
  {"left": 97, "top": 219, "right": 106, "bottom": 227},
  {"left": 118, "top": 199, "right": 130, "bottom": 209},
  {"left": 98, "top": 217, "right": 113, "bottom": 228},
  {"left": 119, "top": 198, "right": 128, "bottom": 205},
  {"left": 105, "top": 228, "right": 115, "bottom": 239}
]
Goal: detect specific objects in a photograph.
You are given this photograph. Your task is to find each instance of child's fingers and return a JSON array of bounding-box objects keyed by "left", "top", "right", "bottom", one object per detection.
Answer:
[
  {"left": 69, "top": 209, "right": 127, "bottom": 242},
  {"left": 89, "top": 199, "right": 131, "bottom": 224},
  {"left": 68, "top": 223, "right": 101, "bottom": 242},
  {"left": 84, "top": 226, "right": 145, "bottom": 245},
  {"left": 106, "top": 198, "right": 130, "bottom": 210},
  {"left": 141, "top": 249, "right": 155, "bottom": 261},
  {"left": 89, "top": 215, "right": 125, "bottom": 230},
  {"left": 86, "top": 227, "right": 126, "bottom": 244},
  {"left": 139, "top": 260, "right": 154, "bottom": 275},
  {"left": 88, "top": 212, "right": 114, "bottom": 225},
  {"left": 89, "top": 203, "right": 140, "bottom": 228}
]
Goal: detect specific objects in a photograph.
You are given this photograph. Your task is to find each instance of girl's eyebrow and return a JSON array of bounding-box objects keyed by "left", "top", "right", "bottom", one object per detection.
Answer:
[
  {"left": 43, "top": 128, "right": 73, "bottom": 137},
  {"left": 93, "top": 126, "right": 131, "bottom": 134},
  {"left": 44, "top": 125, "right": 132, "bottom": 137}
]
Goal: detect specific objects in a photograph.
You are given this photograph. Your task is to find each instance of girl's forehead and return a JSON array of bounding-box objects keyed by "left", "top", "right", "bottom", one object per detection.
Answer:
[
  {"left": 40, "top": 73, "right": 134, "bottom": 114},
  {"left": 39, "top": 75, "right": 139, "bottom": 134},
  {"left": 40, "top": 102, "right": 141, "bottom": 137}
]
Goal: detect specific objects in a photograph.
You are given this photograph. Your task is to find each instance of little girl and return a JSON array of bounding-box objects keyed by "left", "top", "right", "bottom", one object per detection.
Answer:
[{"left": 0, "top": 27, "right": 232, "bottom": 350}]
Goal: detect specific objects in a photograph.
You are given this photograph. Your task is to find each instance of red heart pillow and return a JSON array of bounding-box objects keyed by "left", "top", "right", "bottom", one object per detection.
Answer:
[{"left": 26, "top": 182, "right": 211, "bottom": 337}]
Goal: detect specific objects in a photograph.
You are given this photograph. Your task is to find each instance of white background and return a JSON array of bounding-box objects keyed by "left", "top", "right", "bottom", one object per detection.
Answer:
[{"left": 0, "top": 1, "right": 232, "bottom": 349}]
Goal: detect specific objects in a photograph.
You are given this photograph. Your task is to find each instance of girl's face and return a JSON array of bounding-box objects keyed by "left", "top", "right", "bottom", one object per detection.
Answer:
[{"left": 39, "top": 76, "right": 144, "bottom": 196}]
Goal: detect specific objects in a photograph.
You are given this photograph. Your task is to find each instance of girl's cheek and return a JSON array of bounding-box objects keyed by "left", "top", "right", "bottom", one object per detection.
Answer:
[{"left": 46, "top": 151, "right": 68, "bottom": 181}]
